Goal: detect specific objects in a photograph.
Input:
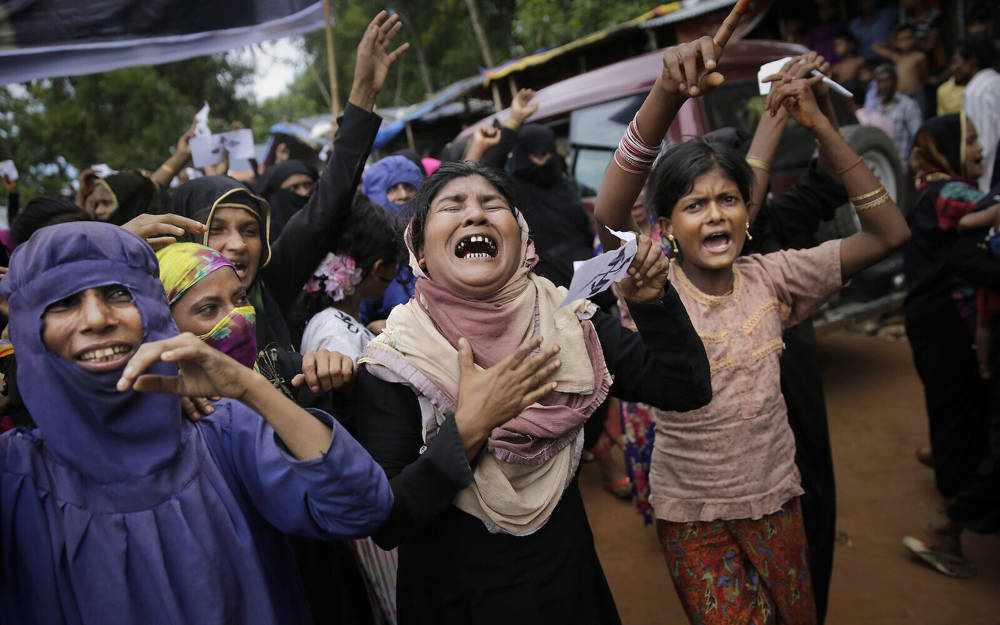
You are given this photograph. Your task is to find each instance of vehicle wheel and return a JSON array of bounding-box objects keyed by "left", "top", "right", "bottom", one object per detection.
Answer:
[
  {"left": 813, "top": 124, "right": 907, "bottom": 308},
  {"left": 822, "top": 124, "right": 906, "bottom": 239}
]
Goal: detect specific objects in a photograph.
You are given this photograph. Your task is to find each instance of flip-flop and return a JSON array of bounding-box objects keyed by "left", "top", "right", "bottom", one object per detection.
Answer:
[{"left": 902, "top": 536, "right": 977, "bottom": 578}]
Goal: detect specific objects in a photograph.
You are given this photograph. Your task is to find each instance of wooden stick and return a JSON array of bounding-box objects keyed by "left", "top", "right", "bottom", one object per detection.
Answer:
[
  {"left": 713, "top": 0, "right": 751, "bottom": 49},
  {"left": 323, "top": 0, "right": 340, "bottom": 137}
]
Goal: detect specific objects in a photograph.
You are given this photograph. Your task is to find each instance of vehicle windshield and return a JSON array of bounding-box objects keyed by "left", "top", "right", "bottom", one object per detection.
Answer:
[{"left": 568, "top": 80, "right": 855, "bottom": 196}]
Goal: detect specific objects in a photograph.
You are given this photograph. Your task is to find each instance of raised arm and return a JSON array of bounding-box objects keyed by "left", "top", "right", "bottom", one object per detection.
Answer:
[
  {"left": 595, "top": 0, "right": 749, "bottom": 251},
  {"left": 745, "top": 52, "right": 839, "bottom": 218},
  {"left": 264, "top": 11, "right": 407, "bottom": 311},
  {"left": 764, "top": 76, "right": 910, "bottom": 280},
  {"left": 151, "top": 119, "right": 195, "bottom": 187}
]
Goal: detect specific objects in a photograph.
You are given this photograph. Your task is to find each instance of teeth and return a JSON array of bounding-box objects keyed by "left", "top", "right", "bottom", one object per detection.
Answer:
[{"left": 79, "top": 345, "right": 131, "bottom": 362}]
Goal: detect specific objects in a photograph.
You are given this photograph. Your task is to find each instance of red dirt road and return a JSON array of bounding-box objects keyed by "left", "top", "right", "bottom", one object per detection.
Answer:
[{"left": 581, "top": 329, "right": 1000, "bottom": 625}]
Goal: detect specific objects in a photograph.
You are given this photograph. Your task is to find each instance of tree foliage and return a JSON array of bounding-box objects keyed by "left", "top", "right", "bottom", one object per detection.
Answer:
[
  {"left": 0, "top": 55, "right": 255, "bottom": 198},
  {"left": 0, "top": 0, "right": 656, "bottom": 199},
  {"left": 512, "top": 0, "right": 653, "bottom": 54}
]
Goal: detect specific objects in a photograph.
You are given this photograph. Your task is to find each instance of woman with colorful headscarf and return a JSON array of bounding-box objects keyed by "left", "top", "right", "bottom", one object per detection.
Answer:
[
  {"left": 0, "top": 221, "right": 392, "bottom": 624},
  {"left": 903, "top": 112, "right": 997, "bottom": 498},
  {"left": 155, "top": 240, "right": 376, "bottom": 621},
  {"left": 157, "top": 241, "right": 355, "bottom": 415},
  {"left": 351, "top": 161, "right": 711, "bottom": 623}
]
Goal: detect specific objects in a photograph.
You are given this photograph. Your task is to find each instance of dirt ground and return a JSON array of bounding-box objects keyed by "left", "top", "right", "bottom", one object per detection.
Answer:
[{"left": 580, "top": 328, "right": 1000, "bottom": 625}]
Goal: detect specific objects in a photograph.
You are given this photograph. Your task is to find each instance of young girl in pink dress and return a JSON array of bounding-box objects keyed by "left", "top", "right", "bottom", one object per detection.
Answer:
[{"left": 596, "top": 34, "right": 911, "bottom": 625}]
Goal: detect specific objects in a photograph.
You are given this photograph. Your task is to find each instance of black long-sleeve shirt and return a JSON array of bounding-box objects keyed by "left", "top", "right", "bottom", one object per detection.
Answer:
[{"left": 350, "top": 286, "right": 709, "bottom": 624}]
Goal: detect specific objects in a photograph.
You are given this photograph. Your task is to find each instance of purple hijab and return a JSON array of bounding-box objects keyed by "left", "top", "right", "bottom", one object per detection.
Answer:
[
  {"left": 1, "top": 221, "right": 181, "bottom": 481},
  {"left": 0, "top": 222, "right": 393, "bottom": 624}
]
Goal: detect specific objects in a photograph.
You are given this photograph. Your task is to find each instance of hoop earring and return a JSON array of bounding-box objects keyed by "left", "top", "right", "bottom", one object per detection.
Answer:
[
  {"left": 666, "top": 233, "right": 680, "bottom": 256},
  {"left": 745, "top": 221, "right": 753, "bottom": 241}
]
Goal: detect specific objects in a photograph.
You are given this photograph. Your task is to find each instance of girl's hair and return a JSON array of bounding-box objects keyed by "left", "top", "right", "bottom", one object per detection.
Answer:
[
  {"left": 405, "top": 160, "right": 521, "bottom": 254},
  {"left": 649, "top": 138, "right": 754, "bottom": 221},
  {"left": 292, "top": 193, "right": 404, "bottom": 334}
]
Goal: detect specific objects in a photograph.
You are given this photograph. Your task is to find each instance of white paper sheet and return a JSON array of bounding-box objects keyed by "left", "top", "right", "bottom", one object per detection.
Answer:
[
  {"left": 194, "top": 102, "right": 211, "bottom": 137},
  {"left": 556, "top": 227, "right": 638, "bottom": 311},
  {"left": 757, "top": 56, "right": 852, "bottom": 98},
  {"left": 0, "top": 160, "right": 18, "bottom": 182},
  {"left": 189, "top": 129, "right": 255, "bottom": 168},
  {"left": 90, "top": 163, "right": 118, "bottom": 178}
]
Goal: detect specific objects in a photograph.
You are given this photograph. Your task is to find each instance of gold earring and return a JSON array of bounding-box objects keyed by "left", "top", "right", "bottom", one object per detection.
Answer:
[
  {"left": 745, "top": 221, "right": 753, "bottom": 241},
  {"left": 667, "top": 233, "right": 679, "bottom": 255}
]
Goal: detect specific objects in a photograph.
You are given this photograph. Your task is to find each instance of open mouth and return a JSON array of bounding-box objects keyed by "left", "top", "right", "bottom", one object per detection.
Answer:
[
  {"left": 455, "top": 234, "right": 498, "bottom": 260},
  {"left": 75, "top": 343, "right": 135, "bottom": 370},
  {"left": 702, "top": 232, "right": 732, "bottom": 253}
]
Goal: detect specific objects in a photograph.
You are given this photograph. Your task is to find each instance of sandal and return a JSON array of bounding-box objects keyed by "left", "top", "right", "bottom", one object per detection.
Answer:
[{"left": 902, "top": 536, "right": 976, "bottom": 578}]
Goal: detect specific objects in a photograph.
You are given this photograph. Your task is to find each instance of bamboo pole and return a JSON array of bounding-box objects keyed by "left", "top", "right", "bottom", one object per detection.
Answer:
[
  {"left": 323, "top": 0, "right": 340, "bottom": 137},
  {"left": 463, "top": 0, "right": 495, "bottom": 67}
]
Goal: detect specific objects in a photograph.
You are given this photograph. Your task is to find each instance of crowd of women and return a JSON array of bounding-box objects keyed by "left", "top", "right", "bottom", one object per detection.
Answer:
[{"left": 0, "top": 3, "right": 997, "bottom": 624}]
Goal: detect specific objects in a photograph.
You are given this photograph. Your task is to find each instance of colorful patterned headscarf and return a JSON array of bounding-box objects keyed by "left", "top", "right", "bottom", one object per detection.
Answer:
[{"left": 156, "top": 242, "right": 237, "bottom": 306}]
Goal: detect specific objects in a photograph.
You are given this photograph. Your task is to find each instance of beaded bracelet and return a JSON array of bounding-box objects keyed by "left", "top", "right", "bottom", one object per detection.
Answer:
[{"left": 745, "top": 156, "right": 771, "bottom": 173}]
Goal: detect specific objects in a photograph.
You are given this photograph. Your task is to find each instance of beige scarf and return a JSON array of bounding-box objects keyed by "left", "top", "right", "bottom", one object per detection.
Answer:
[{"left": 360, "top": 212, "right": 611, "bottom": 535}]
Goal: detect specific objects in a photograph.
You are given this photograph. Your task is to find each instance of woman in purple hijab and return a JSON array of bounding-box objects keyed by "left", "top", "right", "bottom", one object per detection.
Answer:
[{"left": 0, "top": 221, "right": 393, "bottom": 624}]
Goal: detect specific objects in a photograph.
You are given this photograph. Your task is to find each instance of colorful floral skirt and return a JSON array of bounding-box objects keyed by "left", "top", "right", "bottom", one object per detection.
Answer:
[{"left": 656, "top": 499, "right": 816, "bottom": 625}]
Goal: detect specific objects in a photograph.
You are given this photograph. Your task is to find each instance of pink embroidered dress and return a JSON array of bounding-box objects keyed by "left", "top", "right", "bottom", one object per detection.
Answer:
[{"left": 649, "top": 240, "right": 844, "bottom": 522}]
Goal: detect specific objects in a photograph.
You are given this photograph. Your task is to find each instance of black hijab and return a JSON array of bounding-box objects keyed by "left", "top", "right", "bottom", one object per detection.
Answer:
[
  {"left": 511, "top": 124, "right": 563, "bottom": 188},
  {"left": 508, "top": 124, "right": 593, "bottom": 289},
  {"left": 99, "top": 171, "right": 168, "bottom": 226},
  {"left": 171, "top": 175, "right": 272, "bottom": 268},
  {"left": 255, "top": 160, "right": 317, "bottom": 239}
]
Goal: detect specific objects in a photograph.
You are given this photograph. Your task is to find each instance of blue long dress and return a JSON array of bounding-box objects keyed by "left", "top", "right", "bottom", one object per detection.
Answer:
[{"left": 0, "top": 222, "right": 393, "bottom": 625}]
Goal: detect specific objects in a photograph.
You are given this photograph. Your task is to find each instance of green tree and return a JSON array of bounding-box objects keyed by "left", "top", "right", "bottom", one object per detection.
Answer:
[
  {"left": 0, "top": 55, "right": 256, "bottom": 199},
  {"left": 512, "top": 0, "right": 653, "bottom": 55}
]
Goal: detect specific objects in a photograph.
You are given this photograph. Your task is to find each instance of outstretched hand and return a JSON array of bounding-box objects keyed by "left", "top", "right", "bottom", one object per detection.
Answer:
[
  {"left": 121, "top": 213, "right": 207, "bottom": 250},
  {"left": 455, "top": 336, "right": 561, "bottom": 438},
  {"left": 658, "top": 0, "right": 749, "bottom": 98},
  {"left": 618, "top": 233, "right": 670, "bottom": 303},
  {"left": 350, "top": 11, "right": 410, "bottom": 111},
  {"left": 117, "top": 333, "right": 255, "bottom": 400}
]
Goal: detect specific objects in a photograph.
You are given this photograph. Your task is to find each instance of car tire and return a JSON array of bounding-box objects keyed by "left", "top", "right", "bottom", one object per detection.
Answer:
[
  {"left": 813, "top": 124, "right": 907, "bottom": 306},
  {"left": 819, "top": 124, "right": 906, "bottom": 241}
]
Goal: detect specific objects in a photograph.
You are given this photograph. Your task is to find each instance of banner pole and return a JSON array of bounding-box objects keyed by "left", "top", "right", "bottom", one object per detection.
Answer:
[{"left": 323, "top": 0, "right": 340, "bottom": 138}]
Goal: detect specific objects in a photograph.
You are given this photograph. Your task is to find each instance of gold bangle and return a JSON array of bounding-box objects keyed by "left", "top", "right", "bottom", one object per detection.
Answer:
[
  {"left": 850, "top": 186, "right": 885, "bottom": 203},
  {"left": 160, "top": 163, "right": 176, "bottom": 175},
  {"left": 836, "top": 155, "right": 864, "bottom": 176},
  {"left": 855, "top": 193, "right": 890, "bottom": 213},
  {"left": 745, "top": 156, "right": 771, "bottom": 173}
]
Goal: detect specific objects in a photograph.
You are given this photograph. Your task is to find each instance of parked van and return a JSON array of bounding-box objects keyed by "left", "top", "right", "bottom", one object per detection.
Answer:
[{"left": 457, "top": 39, "right": 906, "bottom": 328}]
